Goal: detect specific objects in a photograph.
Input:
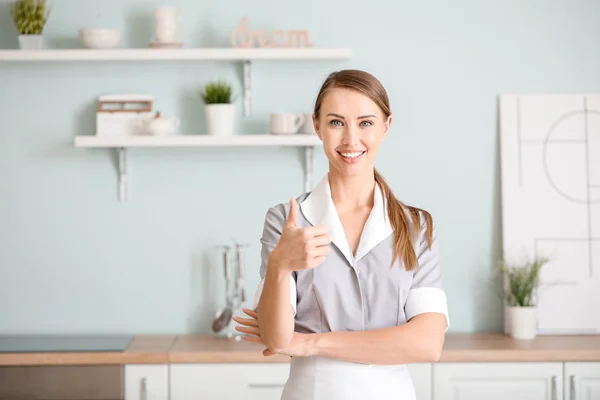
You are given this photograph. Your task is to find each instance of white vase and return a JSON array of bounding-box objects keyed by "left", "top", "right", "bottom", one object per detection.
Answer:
[
  {"left": 507, "top": 306, "right": 537, "bottom": 339},
  {"left": 205, "top": 104, "right": 234, "bottom": 136},
  {"left": 18, "top": 35, "right": 43, "bottom": 50}
]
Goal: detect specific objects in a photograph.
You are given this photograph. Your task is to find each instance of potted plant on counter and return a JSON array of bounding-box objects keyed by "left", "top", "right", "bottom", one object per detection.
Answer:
[
  {"left": 498, "top": 255, "right": 549, "bottom": 340},
  {"left": 10, "top": 0, "right": 51, "bottom": 50},
  {"left": 201, "top": 80, "right": 234, "bottom": 136}
]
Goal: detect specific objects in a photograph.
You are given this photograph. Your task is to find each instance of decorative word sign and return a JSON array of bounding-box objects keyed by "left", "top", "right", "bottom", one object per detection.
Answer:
[{"left": 231, "top": 17, "right": 313, "bottom": 48}]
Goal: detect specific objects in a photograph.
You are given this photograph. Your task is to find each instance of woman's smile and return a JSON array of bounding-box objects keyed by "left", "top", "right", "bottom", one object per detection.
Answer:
[{"left": 337, "top": 150, "right": 366, "bottom": 164}]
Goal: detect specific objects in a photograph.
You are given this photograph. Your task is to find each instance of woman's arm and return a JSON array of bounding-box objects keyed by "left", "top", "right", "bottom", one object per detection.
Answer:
[
  {"left": 253, "top": 199, "right": 331, "bottom": 352},
  {"left": 305, "top": 313, "right": 447, "bottom": 364},
  {"left": 257, "top": 253, "right": 296, "bottom": 351}
]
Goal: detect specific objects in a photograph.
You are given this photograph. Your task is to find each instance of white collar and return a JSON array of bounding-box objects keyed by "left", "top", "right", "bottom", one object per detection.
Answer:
[{"left": 299, "top": 173, "right": 394, "bottom": 267}]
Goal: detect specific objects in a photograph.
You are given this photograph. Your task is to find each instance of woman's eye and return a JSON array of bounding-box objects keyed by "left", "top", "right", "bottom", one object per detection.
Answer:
[
  {"left": 329, "top": 119, "right": 343, "bottom": 126},
  {"left": 360, "top": 120, "right": 373, "bottom": 127}
]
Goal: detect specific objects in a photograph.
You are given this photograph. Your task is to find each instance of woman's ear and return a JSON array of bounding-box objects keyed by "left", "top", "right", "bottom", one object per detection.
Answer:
[
  {"left": 382, "top": 115, "right": 392, "bottom": 139},
  {"left": 313, "top": 114, "right": 322, "bottom": 139}
]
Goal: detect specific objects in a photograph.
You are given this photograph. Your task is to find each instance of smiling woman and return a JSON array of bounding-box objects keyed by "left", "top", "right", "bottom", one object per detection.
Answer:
[{"left": 233, "top": 69, "right": 449, "bottom": 400}]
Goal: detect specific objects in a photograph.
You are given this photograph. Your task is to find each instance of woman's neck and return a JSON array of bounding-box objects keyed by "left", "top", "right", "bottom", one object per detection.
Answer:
[{"left": 328, "top": 167, "right": 375, "bottom": 212}]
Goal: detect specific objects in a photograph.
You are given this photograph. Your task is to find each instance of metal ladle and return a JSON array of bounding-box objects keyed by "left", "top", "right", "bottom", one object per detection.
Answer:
[{"left": 212, "top": 245, "right": 233, "bottom": 333}]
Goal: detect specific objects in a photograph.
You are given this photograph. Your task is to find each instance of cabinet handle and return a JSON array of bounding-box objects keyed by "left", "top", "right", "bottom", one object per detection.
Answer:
[
  {"left": 551, "top": 375, "right": 557, "bottom": 400},
  {"left": 248, "top": 383, "right": 286, "bottom": 389},
  {"left": 141, "top": 377, "right": 148, "bottom": 400},
  {"left": 570, "top": 374, "right": 576, "bottom": 400}
]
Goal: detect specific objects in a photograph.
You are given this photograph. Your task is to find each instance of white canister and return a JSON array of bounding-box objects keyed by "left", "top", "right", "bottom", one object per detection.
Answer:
[
  {"left": 205, "top": 104, "right": 234, "bottom": 136},
  {"left": 507, "top": 306, "right": 537, "bottom": 340},
  {"left": 153, "top": 6, "right": 180, "bottom": 43}
]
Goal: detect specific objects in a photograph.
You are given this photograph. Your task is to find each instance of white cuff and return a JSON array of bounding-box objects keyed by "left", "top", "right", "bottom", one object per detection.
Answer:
[
  {"left": 405, "top": 287, "right": 449, "bottom": 328},
  {"left": 252, "top": 276, "right": 297, "bottom": 315}
]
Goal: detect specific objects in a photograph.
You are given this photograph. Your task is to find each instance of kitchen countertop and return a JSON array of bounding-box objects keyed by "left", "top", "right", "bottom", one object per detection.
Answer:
[{"left": 1, "top": 333, "right": 599, "bottom": 366}]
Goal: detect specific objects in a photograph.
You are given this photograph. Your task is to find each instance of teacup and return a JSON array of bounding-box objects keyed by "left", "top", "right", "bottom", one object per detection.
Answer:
[{"left": 270, "top": 113, "right": 305, "bottom": 135}]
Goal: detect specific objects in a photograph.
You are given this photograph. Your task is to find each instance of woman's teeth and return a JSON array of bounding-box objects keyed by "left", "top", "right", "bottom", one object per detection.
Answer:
[{"left": 340, "top": 151, "right": 364, "bottom": 159}]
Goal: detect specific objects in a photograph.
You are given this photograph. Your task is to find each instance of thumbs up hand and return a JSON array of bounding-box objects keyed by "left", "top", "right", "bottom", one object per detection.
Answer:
[{"left": 271, "top": 197, "right": 331, "bottom": 272}]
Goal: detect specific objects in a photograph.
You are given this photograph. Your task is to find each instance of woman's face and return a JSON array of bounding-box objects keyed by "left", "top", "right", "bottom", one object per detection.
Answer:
[{"left": 314, "top": 88, "right": 391, "bottom": 178}]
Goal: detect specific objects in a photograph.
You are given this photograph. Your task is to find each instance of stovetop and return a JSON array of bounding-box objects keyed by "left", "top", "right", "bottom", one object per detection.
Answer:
[{"left": 0, "top": 334, "right": 134, "bottom": 353}]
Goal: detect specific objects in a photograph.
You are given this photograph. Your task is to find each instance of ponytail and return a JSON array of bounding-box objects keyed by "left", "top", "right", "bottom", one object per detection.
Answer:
[{"left": 374, "top": 169, "right": 433, "bottom": 271}]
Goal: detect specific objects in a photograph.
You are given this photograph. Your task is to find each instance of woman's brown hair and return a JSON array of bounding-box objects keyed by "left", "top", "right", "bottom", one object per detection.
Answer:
[{"left": 313, "top": 69, "right": 434, "bottom": 271}]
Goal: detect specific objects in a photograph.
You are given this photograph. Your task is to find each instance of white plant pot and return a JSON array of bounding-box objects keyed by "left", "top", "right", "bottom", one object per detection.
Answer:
[
  {"left": 19, "top": 35, "right": 43, "bottom": 50},
  {"left": 506, "top": 306, "right": 537, "bottom": 340},
  {"left": 205, "top": 104, "right": 234, "bottom": 136}
]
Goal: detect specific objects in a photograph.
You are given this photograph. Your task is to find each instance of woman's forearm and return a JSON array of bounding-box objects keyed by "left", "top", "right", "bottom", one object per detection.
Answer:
[
  {"left": 257, "top": 253, "right": 295, "bottom": 352},
  {"left": 306, "top": 313, "right": 447, "bottom": 365}
]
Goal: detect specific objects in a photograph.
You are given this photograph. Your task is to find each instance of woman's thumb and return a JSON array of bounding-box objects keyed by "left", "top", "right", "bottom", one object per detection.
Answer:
[{"left": 286, "top": 197, "right": 299, "bottom": 227}]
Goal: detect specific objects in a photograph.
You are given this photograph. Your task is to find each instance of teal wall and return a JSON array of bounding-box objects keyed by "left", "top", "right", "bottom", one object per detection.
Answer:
[{"left": 2, "top": 0, "right": 600, "bottom": 334}]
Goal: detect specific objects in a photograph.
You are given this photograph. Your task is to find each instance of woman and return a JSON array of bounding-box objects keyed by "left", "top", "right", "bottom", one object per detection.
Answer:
[{"left": 233, "top": 69, "right": 449, "bottom": 399}]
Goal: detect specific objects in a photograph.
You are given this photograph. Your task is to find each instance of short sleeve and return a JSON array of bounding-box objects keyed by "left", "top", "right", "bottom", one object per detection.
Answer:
[
  {"left": 252, "top": 205, "right": 297, "bottom": 315},
  {"left": 404, "top": 216, "right": 449, "bottom": 329}
]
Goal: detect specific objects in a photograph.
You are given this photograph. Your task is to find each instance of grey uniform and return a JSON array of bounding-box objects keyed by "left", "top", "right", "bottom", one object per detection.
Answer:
[{"left": 253, "top": 173, "right": 449, "bottom": 400}]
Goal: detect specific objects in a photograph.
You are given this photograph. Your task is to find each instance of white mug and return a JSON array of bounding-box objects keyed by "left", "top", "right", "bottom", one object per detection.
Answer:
[
  {"left": 270, "top": 113, "right": 305, "bottom": 135},
  {"left": 300, "top": 113, "right": 316, "bottom": 134}
]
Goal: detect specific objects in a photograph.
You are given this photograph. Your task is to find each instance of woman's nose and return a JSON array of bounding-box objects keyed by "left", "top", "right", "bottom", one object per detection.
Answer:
[{"left": 342, "top": 124, "right": 360, "bottom": 145}]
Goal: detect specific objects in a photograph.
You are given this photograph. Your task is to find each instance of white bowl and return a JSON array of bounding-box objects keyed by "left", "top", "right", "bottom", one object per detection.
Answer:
[{"left": 79, "top": 28, "right": 120, "bottom": 49}]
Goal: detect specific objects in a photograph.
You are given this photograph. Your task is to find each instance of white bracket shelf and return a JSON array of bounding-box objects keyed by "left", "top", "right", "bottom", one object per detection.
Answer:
[
  {"left": 74, "top": 134, "right": 321, "bottom": 202},
  {"left": 0, "top": 47, "right": 352, "bottom": 117}
]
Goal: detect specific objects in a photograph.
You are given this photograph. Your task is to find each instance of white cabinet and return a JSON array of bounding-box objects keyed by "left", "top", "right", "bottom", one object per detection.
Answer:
[
  {"left": 124, "top": 360, "right": 599, "bottom": 400},
  {"left": 170, "top": 363, "right": 290, "bottom": 400},
  {"left": 407, "top": 363, "right": 432, "bottom": 400},
  {"left": 565, "top": 362, "right": 600, "bottom": 400},
  {"left": 124, "top": 365, "right": 169, "bottom": 400},
  {"left": 433, "top": 362, "right": 563, "bottom": 400}
]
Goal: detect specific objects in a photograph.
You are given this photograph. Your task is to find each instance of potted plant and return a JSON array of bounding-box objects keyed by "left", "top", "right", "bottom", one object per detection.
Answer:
[
  {"left": 200, "top": 80, "right": 234, "bottom": 136},
  {"left": 9, "top": 0, "right": 51, "bottom": 50},
  {"left": 498, "top": 255, "right": 550, "bottom": 339}
]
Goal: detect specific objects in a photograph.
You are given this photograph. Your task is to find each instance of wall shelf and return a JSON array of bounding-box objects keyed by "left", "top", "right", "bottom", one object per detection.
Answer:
[
  {"left": 0, "top": 47, "right": 352, "bottom": 116},
  {"left": 1, "top": 47, "right": 349, "bottom": 201},
  {"left": 0, "top": 48, "right": 352, "bottom": 62},
  {"left": 74, "top": 134, "right": 321, "bottom": 147},
  {"left": 74, "top": 134, "right": 321, "bottom": 202}
]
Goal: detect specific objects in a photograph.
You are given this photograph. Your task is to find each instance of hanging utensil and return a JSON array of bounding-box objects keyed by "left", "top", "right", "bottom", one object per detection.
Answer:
[
  {"left": 212, "top": 245, "right": 233, "bottom": 333},
  {"left": 235, "top": 243, "right": 249, "bottom": 304}
]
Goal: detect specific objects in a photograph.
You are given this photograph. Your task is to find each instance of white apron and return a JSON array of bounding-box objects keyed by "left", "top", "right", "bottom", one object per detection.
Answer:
[{"left": 280, "top": 356, "right": 417, "bottom": 400}]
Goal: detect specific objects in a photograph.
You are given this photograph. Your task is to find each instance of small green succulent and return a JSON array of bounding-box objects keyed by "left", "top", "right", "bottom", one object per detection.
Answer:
[
  {"left": 498, "top": 256, "right": 550, "bottom": 307},
  {"left": 200, "top": 81, "right": 233, "bottom": 104},
  {"left": 10, "top": 0, "right": 51, "bottom": 35}
]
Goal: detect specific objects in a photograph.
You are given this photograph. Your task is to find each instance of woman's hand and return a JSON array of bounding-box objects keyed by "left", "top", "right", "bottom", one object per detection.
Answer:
[
  {"left": 233, "top": 308, "right": 314, "bottom": 357},
  {"left": 271, "top": 197, "right": 331, "bottom": 273}
]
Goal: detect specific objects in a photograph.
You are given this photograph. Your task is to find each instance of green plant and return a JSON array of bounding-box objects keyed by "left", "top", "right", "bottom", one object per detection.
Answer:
[
  {"left": 497, "top": 256, "right": 550, "bottom": 307},
  {"left": 9, "top": 0, "right": 50, "bottom": 35},
  {"left": 200, "top": 80, "right": 233, "bottom": 104}
]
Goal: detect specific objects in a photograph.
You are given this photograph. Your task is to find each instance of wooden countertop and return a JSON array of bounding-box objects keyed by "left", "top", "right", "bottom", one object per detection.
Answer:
[{"left": 1, "top": 333, "right": 599, "bottom": 366}]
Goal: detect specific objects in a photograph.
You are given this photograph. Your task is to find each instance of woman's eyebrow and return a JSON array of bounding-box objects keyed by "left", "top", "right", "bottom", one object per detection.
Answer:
[{"left": 326, "top": 113, "right": 377, "bottom": 119}]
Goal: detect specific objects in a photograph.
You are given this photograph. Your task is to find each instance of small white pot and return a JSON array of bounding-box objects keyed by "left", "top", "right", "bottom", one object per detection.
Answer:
[
  {"left": 205, "top": 104, "right": 234, "bottom": 136},
  {"left": 19, "top": 35, "right": 43, "bottom": 50},
  {"left": 506, "top": 306, "right": 537, "bottom": 340}
]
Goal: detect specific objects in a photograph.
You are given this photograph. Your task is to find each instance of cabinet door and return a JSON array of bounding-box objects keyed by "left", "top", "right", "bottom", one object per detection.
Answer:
[
  {"left": 433, "top": 362, "right": 563, "bottom": 400},
  {"left": 565, "top": 362, "right": 600, "bottom": 400},
  {"left": 407, "top": 363, "right": 432, "bottom": 400},
  {"left": 170, "top": 363, "right": 289, "bottom": 400},
  {"left": 124, "top": 365, "right": 169, "bottom": 400}
]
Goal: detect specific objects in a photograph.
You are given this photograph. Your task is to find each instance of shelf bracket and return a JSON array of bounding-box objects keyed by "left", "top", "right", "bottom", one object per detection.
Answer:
[
  {"left": 304, "top": 146, "right": 314, "bottom": 193},
  {"left": 117, "top": 147, "right": 128, "bottom": 202},
  {"left": 243, "top": 60, "right": 252, "bottom": 117}
]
